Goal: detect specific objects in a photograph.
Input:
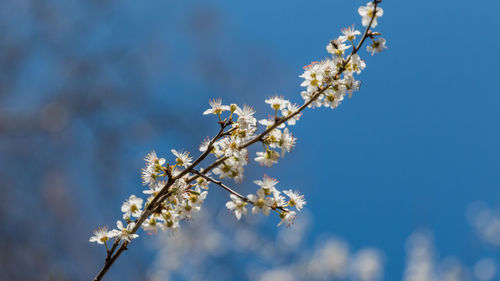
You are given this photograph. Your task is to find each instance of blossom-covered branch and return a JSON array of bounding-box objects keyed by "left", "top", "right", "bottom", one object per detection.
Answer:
[{"left": 91, "top": 1, "right": 386, "bottom": 280}]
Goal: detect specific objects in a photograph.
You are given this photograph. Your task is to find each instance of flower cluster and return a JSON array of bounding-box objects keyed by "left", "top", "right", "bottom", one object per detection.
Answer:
[
  {"left": 226, "top": 175, "right": 306, "bottom": 227},
  {"left": 138, "top": 150, "right": 207, "bottom": 234},
  {"left": 254, "top": 96, "right": 299, "bottom": 167},
  {"left": 91, "top": 2, "right": 386, "bottom": 279},
  {"left": 202, "top": 101, "right": 257, "bottom": 182},
  {"left": 300, "top": 2, "right": 385, "bottom": 110}
]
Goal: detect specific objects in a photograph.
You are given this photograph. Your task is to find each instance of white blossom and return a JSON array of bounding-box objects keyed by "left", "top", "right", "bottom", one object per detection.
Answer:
[
  {"left": 367, "top": 37, "right": 387, "bottom": 55},
  {"left": 323, "top": 88, "right": 346, "bottom": 109},
  {"left": 225, "top": 194, "right": 248, "bottom": 220},
  {"left": 247, "top": 193, "right": 274, "bottom": 216},
  {"left": 142, "top": 214, "right": 165, "bottom": 234},
  {"left": 340, "top": 25, "right": 361, "bottom": 42},
  {"left": 300, "top": 61, "right": 324, "bottom": 92},
  {"left": 255, "top": 150, "right": 280, "bottom": 167},
  {"left": 203, "top": 98, "right": 230, "bottom": 115},
  {"left": 171, "top": 149, "right": 193, "bottom": 168},
  {"left": 178, "top": 202, "right": 200, "bottom": 220},
  {"left": 113, "top": 220, "right": 139, "bottom": 242},
  {"left": 278, "top": 210, "right": 297, "bottom": 227},
  {"left": 187, "top": 187, "right": 208, "bottom": 207},
  {"left": 283, "top": 189, "right": 306, "bottom": 211},
  {"left": 161, "top": 209, "right": 180, "bottom": 230},
  {"left": 254, "top": 175, "right": 279, "bottom": 194},
  {"left": 348, "top": 54, "right": 366, "bottom": 74},
  {"left": 327, "top": 38, "right": 351, "bottom": 57},
  {"left": 278, "top": 128, "right": 296, "bottom": 156},
  {"left": 259, "top": 118, "right": 286, "bottom": 129},
  {"left": 141, "top": 166, "right": 156, "bottom": 186},
  {"left": 141, "top": 150, "right": 166, "bottom": 186},
  {"left": 272, "top": 191, "right": 286, "bottom": 207},
  {"left": 199, "top": 138, "right": 211, "bottom": 153},
  {"left": 358, "top": 2, "right": 384, "bottom": 28},
  {"left": 344, "top": 75, "right": 361, "bottom": 97},
  {"left": 121, "top": 195, "right": 143, "bottom": 219},
  {"left": 235, "top": 105, "right": 257, "bottom": 130},
  {"left": 301, "top": 90, "right": 324, "bottom": 108},
  {"left": 281, "top": 102, "right": 301, "bottom": 126},
  {"left": 144, "top": 150, "right": 166, "bottom": 166},
  {"left": 265, "top": 96, "right": 289, "bottom": 112},
  {"left": 89, "top": 226, "right": 117, "bottom": 244},
  {"left": 143, "top": 180, "right": 165, "bottom": 198}
]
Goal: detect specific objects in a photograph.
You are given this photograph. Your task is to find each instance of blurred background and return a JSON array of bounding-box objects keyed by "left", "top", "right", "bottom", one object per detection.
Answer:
[{"left": 1, "top": 0, "right": 499, "bottom": 280}]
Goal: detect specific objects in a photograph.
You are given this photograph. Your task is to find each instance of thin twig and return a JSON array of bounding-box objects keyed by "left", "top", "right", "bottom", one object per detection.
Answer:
[
  {"left": 191, "top": 170, "right": 247, "bottom": 201},
  {"left": 190, "top": 169, "right": 287, "bottom": 212}
]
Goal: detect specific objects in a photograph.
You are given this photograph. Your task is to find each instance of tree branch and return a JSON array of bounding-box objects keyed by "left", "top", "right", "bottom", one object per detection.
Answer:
[{"left": 92, "top": 2, "right": 382, "bottom": 279}]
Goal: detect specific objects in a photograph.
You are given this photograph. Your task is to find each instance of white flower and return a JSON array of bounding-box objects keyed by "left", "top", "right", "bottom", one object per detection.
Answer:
[
  {"left": 225, "top": 194, "right": 248, "bottom": 220},
  {"left": 187, "top": 187, "right": 208, "bottom": 207},
  {"left": 265, "top": 96, "right": 289, "bottom": 112},
  {"left": 199, "top": 138, "right": 211, "bottom": 152},
  {"left": 283, "top": 189, "right": 306, "bottom": 211},
  {"left": 326, "top": 38, "right": 351, "bottom": 57},
  {"left": 171, "top": 149, "right": 193, "bottom": 168},
  {"left": 254, "top": 175, "right": 282, "bottom": 202},
  {"left": 323, "top": 57, "right": 342, "bottom": 76},
  {"left": 255, "top": 150, "right": 280, "bottom": 167},
  {"left": 272, "top": 192, "right": 286, "bottom": 207},
  {"left": 278, "top": 128, "right": 296, "bottom": 156},
  {"left": 301, "top": 90, "right": 324, "bottom": 108},
  {"left": 339, "top": 25, "right": 361, "bottom": 42},
  {"left": 161, "top": 209, "right": 180, "bottom": 230},
  {"left": 142, "top": 150, "right": 165, "bottom": 186},
  {"left": 144, "top": 150, "right": 166, "bottom": 166},
  {"left": 143, "top": 180, "right": 165, "bottom": 194},
  {"left": 278, "top": 211, "right": 297, "bottom": 227},
  {"left": 141, "top": 166, "right": 157, "bottom": 186},
  {"left": 258, "top": 118, "right": 285, "bottom": 129},
  {"left": 265, "top": 128, "right": 281, "bottom": 148},
  {"left": 300, "top": 61, "right": 324, "bottom": 92},
  {"left": 121, "top": 195, "right": 143, "bottom": 219},
  {"left": 213, "top": 156, "right": 246, "bottom": 181},
  {"left": 178, "top": 202, "right": 201, "bottom": 220},
  {"left": 247, "top": 193, "right": 274, "bottom": 216},
  {"left": 348, "top": 54, "right": 366, "bottom": 74},
  {"left": 323, "top": 88, "right": 345, "bottom": 109},
  {"left": 196, "top": 176, "right": 210, "bottom": 190},
  {"left": 254, "top": 175, "right": 279, "bottom": 192},
  {"left": 113, "top": 220, "right": 139, "bottom": 242},
  {"left": 281, "top": 103, "right": 301, "bottom": 126},
  {"left": 367, "top": 37, "right": 387, "bottom": 55},
  {"left": 343, "top": 75, "right": 361, "bottom": 97},
  {"left": 164, "top": 217, "right": 180, "bottom": 231},
  {"left": 358, "top": 2, "right": 384, "bottom": 27},
  {"left": 203, "top": 98, "right": 230, "bottom": 115},
  {"left": 89, "top": 226, "right": 117, "bottom": 244},
  {"left": 142, "top": 215, "right": 165, "bottom": 234},
  {"left": 235, "top": 105, "right": 257, "bottom": 129},
  {"left": 219, "top": 137, "right": 242, "bottom": 157}
]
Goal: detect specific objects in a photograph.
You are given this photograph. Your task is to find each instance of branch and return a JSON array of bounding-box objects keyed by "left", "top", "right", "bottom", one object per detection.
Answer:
[
  {"left": 190, "top": 169, "right": 287, "bottom": 212},
  {"left": 92, "top": 1, "right": 383, "bottom": 279}
]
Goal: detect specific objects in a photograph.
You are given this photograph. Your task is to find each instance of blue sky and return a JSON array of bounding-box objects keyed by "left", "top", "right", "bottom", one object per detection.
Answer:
[
  {"left": 194, "top": 0, "right": 500, "bottom": 279},
  {"left": 2, "top": 0, "right": 500, "bottom": 280}
]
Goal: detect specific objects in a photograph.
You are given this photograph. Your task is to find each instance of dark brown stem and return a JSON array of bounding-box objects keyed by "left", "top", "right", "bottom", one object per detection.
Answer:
[{"left": 93, "top": 243, "right": 128, "bottom": 281}]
